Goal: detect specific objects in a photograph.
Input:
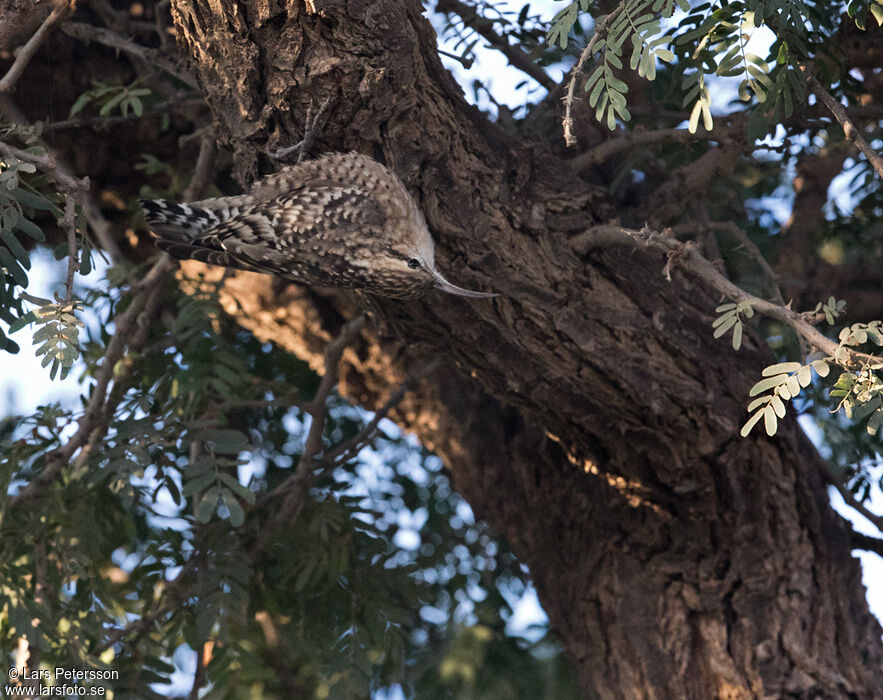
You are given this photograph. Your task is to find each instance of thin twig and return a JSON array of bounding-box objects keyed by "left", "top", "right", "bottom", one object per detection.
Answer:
[
  {"left": 562, "top": 5, "right": 624, "bottom": 147},
  {"left": 316, "top": 359, "right": 441, "bottom": 468},
  {"left": 0, "top": 1, "right": 74, "bottom": 94},
  {"left": 818, "top": 462, "right": 883, "bottom": 533},
  {"left": 38, "top": 96, "right": 203, "bottom": 132},
  {"left": 0, "top": 139, "right": 81, "bottom": 191},
  {"left": 62, "top": 194, "right": 79, "bottom": 302},
  {"left": 93, "top": 558, "right": 196, "bottom": 655},
  {"left": 807, "top": 75, "right": 883, "bottom": 181}
]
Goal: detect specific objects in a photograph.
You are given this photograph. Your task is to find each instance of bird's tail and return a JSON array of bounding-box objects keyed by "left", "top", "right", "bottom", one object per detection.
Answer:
[{"left": 140, "top": 199, "right": 222, "bottom": 241}]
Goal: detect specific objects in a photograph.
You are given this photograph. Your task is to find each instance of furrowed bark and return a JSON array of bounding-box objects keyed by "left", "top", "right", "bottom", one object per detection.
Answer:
[{"left": 169, "top": 1, "right": 883, "bottom": 697}]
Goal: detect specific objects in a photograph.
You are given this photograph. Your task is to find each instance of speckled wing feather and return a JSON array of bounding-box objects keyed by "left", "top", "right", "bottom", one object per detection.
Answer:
[{"left": 149, "top": 185, "right": 388, "bottom": 286}]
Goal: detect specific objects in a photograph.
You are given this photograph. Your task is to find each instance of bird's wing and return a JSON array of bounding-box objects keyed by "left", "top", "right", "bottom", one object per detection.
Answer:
[{"left": 154, "top": 185, "right": 387, "bottom": 279}]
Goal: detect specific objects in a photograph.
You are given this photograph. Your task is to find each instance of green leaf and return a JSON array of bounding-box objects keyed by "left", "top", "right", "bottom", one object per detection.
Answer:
[
  {"left": 713, "top": 314, "right": 737, "bottom": 337},
  {"left": 182, "top": 470, "right": 216, "bottom": 497},
  {"left": 732, "top": 321, "right": 743, "bottom": 350},
  {"left": 771, "top": 394, "right": 786, "bottom": 418},
  {"left": 701, "top": 100, "right": 713, "bottom": 131},
  {"left": 749, "top": 374, "right": 789, "bottom": 396},
  {"left": 0, "top": 229, "right": 30, "bottom": 268},
  {"left": 15, "top": 217, "right": 45, "bottom": 241},
  {"left": 741, "top": 409, "right": 764, "bottom": 437},
  {"left": 203, "top": 429, "right": 249, "bottom": 453},
  {"left": 184, "top": 457, "right": 214, "bottom": 478},
  {"left": 763, "top": 404, "right": 778, "bottom": 436},
  {"left": 12, "top": 188, "right": 54, "bottom": 212},
  {"left": 747, "top": 396, "right": 770, "bottom": 413},
  {"left": 69, "top": 91, "right": 92, "bottom": 117},
  {"left": 797, "top": 365, "right": 812, "bottom": 387},
  {"left": 32, "top": 323, "right": 58, "bottom": 344},
  {"left": 218, "top": 472, "right": 256, "bottom": 504},
  {"left": 196, "top": 486, "right": 220, "bottom": 523},
  {"left": 853, "top": 395, "right": 882, "bottom": 422},
  {"left": 222, "top": 490, "right": 245, "bottom": 527},
  {"left": 689, "top": 99, "right": 702, "bottom": 133},
  {"left": 8, "top": 310, "right": 38, "bottom": 333},
  {"left": 762, "top": 362, "right": 802, "bottom": 376},
  {"left": 99, "top": 91, "right": 127, "bottom": 116},
  {"left": 0, "top": 247, "right": 28, "bottom": 286}
]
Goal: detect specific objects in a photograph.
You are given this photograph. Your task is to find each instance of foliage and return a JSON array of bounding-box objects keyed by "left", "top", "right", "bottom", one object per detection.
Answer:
[
  {"left": 8, "top": 297, "right": 84, "bottom": 380},
  {"left": 0, "top": 268, "right": 576, "bottom": 698},
  {"left": 713, "top": 300, "right": 755, "bottom": 351},
  {"left": 546, "top": 0, "right": 880, "bottom": 133},
  {"left": 70, "top": 81, "right": 153, "bottom": 120}
]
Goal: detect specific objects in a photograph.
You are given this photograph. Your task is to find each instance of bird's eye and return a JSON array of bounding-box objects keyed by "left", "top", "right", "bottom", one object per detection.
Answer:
[{"left": 407, "top": 258, "right": 422, "bottom": 270}]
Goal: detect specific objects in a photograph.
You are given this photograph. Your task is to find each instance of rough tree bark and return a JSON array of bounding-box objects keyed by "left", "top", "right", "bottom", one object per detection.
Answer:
[{"left": 165, "top": 1, "right": 882, "bottom": 697}]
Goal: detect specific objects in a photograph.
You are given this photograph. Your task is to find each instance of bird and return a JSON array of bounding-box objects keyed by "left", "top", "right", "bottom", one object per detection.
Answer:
[{"left": 140, "top": 152, "right": 496, "bottom": 299}]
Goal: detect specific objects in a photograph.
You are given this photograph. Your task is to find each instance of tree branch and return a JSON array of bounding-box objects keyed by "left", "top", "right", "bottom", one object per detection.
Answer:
[
  {"left": 38, "top": 95, "right": 203, "bottom": 132},
  {"left": 316, "top": 358, "right": 441, "bottom": 468},
  {"left": 0, "top": 0, "right": 74, "bottom": 94},
  {"left": 435, "top": 0, "right": 555, "bottom": 91},
  {"left": 562, "top": 5, "right": 624, "bottom": 147},
  {"left": 851, "top": 531, "right": 883, "bottom": 558},
  {"left": 571, "top": 125, "right": 741, "bottom": 170},
  {"left": 570, "top": 224, "right": 883, "bottom": 368},
  {"left": 61, "top": 21, "right": 200, "bottom": 90},
  {"left": 676, "top": 220, "right": 785, "bottom": 307},
  {"left": 807, "top": 75, "right": 883, "bottom": 180},
  {"left": 257, "top": 314, "right": 367, "bottom": 547},
  {"left": 817, "top": 461, "right": 883, "bottom": 534}
]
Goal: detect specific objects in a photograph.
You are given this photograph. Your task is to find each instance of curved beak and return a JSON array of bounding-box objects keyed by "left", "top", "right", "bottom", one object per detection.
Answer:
[{"left": 428, "top": 268, "right": 498, "bottom": 298}]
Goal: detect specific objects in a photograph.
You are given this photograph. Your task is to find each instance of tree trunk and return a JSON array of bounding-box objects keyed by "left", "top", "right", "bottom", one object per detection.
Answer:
[{"left": 168, "top": 1, "right": 883, "bottom": 697}]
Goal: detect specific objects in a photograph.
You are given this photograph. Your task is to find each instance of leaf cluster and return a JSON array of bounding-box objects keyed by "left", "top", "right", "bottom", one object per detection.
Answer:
[{"left": 70, "top": 81, "right": 154, "bottom": 120}]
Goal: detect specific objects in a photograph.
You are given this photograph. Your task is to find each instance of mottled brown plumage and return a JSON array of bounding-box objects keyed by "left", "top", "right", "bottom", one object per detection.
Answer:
[{"left": 140, "top": 152, "right": 495, "bottom": 299}]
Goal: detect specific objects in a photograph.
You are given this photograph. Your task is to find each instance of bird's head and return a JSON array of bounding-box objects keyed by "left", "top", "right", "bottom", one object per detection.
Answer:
[{"left": 369, "top": 228, "right": 497, "bottom": 299}]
